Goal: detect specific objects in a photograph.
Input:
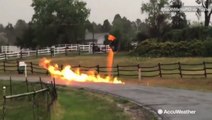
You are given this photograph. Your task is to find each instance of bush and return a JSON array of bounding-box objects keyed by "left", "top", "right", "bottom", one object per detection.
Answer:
[
  {"left": 162, "top": 26, "right": 211, "bottom": 41},
  {"left": 204, "top": 38, "right": 212, "bottom": 56},
  {"left": 131, "top": 39, "right": 210, "bottom": 57}
]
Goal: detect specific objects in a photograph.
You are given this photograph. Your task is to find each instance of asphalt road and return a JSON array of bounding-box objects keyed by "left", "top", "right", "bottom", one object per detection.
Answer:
[{"left": 0, "top": 75, "right": 212, "bottom": 120}]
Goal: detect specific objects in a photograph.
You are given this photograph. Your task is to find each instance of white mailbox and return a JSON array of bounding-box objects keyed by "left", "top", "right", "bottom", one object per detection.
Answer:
[{"left": 18, "top": 61, "right": 27, "bottom": 77}]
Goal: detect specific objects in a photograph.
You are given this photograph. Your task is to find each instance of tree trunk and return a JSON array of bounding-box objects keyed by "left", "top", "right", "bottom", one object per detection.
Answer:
[{"left": 205, "top": 15, "right": 210, "bottom": 27}]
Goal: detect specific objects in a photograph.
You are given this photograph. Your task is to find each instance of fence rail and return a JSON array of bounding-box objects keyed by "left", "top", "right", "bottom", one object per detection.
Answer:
[
  {"left": 1, "top": 60, "right": 212, "bottom": 79},
  {"left": 0, "top": 44, "right": 111, "bottom": 60}
]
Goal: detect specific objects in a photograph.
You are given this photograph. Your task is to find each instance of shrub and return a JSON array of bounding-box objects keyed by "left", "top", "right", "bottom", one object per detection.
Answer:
[
  {"left": 162, "top": 26, "right": 211, "bottom": 42},
  {"left": 131, "top": 39, "right": 209, "bottom": 57}
]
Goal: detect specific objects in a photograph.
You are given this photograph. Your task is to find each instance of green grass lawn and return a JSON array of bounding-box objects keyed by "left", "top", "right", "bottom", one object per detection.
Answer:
[
  {"left": 52, "top": 88, "right": 130, "bottom": 120},
  {"left": 22, "top": 53, "right": 212, "bottom": 66}
]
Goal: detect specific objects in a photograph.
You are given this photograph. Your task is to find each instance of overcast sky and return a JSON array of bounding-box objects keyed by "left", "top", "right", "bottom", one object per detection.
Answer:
[{"left": 0, "top": 0, "right": 203, "bottom": 26}]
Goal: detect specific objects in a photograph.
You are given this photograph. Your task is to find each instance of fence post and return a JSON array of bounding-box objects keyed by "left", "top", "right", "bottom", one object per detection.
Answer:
[
  {"left": 3, "top": 61, "right": 6, "bottom": 72},
  {"left": 2, "top": 86, "right": 6, "bottom": 120},
  {"left": 65, "top": 47, "right": 68, "bottom": 56},
  {"left": 96, "top": 65, "right": 100, "bottom": 74},
  {"left": 30, "top": 62, "right": 34, "bottom": 74},
  {"left": 158, "top": 63, "right": 162, "bottom": 78},
  {"left": 138, "top": 64, "right": 141, "bottom": 80},
  {"left": 25, "top": 77, "right": 29, "bottom": 92},
  {"left": 36, "top": 49, "right": 38, "bottom": 58},
  {"left": 9, "top": 76, "right": 12, "bottom": 95},
  {"left": 46, "top": 69, "right": 49, "bottom": 75},
  {"left": 203, "top": 61, "right": 207, "bottom": 78},
  {"left": 53, "top": 78, "right": 57, "bottom": 98},
  {"left": 20, "top": 51, "right": 23, "bottom": 59},
  {"left": 117, "top": 65, "right": 120, "bottom": 77},
  {"left": 4, "top": 53, "right": 7, "bottom": 60},
  {"left": 16, "top": 60, "right": 19, "bottom": 73},
  {"left": 32, "top": 90, "right": 36, "bottom": 120},
  {"left": 51, "top": 81, "right": 55, "bottom": 100},
  {"left": 60, "top": 65, "right": 64, "bottom": 70},
  {"left": 39, "top": 77, "right": 43, "bottom": 89},
  {"left": 105, "top": 45, "right": 107, "bottom": 54},
  {"left": 92, "top": 44, "right": 95, "bottom": 54},
  {"left": 50, "top": 48, "right": 54, "bottom": 57},
  {"left": 46, "top": 89, "right": 50, "bottom": 120},
  {"left": 53, "top": 78, "right": 56, "bottom": 89},
  {"left": 78, "top": 45, "right": 81, "bottom": 55},
  {"left": 178, "top": 62, "right": 182, "bottom": 78}
]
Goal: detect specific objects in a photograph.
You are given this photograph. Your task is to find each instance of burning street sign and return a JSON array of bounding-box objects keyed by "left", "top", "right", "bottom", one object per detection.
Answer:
[
  {"left": 108, "top": 34, "right": 116, "bottom": 41},
  {"left": 108, "top": 34, "right": 118, "bottom": 52}
]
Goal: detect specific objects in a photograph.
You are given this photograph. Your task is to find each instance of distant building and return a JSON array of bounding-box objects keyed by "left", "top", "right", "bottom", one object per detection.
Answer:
[
  {"left": 84, "top": 31, "right": 108, "bottom": 44},
  {"left": 1, "top": 45, "right": 20, "bottom": 53}
]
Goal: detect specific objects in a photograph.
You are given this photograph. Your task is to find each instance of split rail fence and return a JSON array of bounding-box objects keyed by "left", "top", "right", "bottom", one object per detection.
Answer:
[
  {"left": 0, "top": 44, "right": 110, "bottom": 60},
  {"left": 1, "top": 60, "right": 212, "bottom": 79},
  {"left": 0, "top": 76, "right": 57, "bottom": 120}
]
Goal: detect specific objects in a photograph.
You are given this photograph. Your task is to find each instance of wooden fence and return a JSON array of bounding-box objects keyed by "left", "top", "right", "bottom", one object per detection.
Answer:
[
  {"left": 1, "top": 77, "right": 57, "bottom": 120},
  {"left": 0, "top": 44, "right": 110, "bottom": 60},
  {"left": 1, "top": 60, "right": 212, "bottom": 79}
]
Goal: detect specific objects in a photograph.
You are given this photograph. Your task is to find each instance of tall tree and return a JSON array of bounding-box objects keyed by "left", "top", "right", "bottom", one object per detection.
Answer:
[
  {"left": 0, "top": 24, "right": 4, "bottom": 32},
  {"left": 196, "top": 0, "right": 212, "bottom": 26},
  {"left": 14, "top": 19, "right": 28, "bottom": 40},
  {"left": 102, "top": 19, "right": 111, "bottom": 32},
  {"left": 110, "top": 14, "right": 136, "bottom": 51},
  {"left": 4, "top": 23, "right": 16, "bottom": 45},
  {"left": 170, "top": 0, "right": 187, "bottom": 29},
  {"left": 141, "top": 0, "right": 170, "bottom": 39},
  {"left": 0, "top": 32, "right": 8, "bottom": 45},
  {"left": 92, "top": 22, "right": 103, "bottom": 33},
  {"left": 31, "top": 0, "right": 90, "bottom": 47},
  {"left": 16, "top": 23, "right": 36, "bottom": 49}
]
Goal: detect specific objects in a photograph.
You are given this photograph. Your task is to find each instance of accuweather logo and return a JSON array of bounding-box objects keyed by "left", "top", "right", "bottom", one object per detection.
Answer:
[{"left": 157, "top": 109, "right": 196, "bottom": 115}]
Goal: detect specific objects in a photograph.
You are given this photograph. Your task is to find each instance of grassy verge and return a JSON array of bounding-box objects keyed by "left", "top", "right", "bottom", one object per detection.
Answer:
[
  {"left": 125, "top": 78, "right": 212, "bottom": 92},
  {"left": 52, "top": 87, "right": 130, "bottom": 120},
  {"left": 52, "top": 87, "right": 156, "bottom": 120}
]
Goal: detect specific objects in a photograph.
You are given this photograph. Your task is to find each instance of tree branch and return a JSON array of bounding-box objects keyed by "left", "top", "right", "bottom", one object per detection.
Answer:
[{"left": 202, "top": 0, "right": 206, "bottom": 8}]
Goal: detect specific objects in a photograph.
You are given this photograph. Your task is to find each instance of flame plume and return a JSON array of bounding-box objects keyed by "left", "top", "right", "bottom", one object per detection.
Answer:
[{"left": 39, "top": 58, "right": 124, "bottom": 84}]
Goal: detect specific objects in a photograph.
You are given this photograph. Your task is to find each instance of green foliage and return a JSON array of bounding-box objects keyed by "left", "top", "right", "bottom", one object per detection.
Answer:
[
  {"left": 108, "top": 14, "right": 136, "bottom": 51},
  {"left": 16, "top": 23, "right": 37, "bottom": 49},
  {"left": 162, "top": 26, "right": 212, "bottom": 41},
  {"left": 22, "top": 0, "right": 91, "bottom": 48},
  {"left": 132, "top": 39, "right": 210, "bottom": 57},
  {"left": 102, "top": 19, "right": 111, "bottom": 32},
  {"left": 204, "top": 38, "right": 212, "bottom": 56},
  {"left": 136, "top": 31, "right": 149, "bottom": 42},
  {"left": 141, "top": 0, "right": 170, "bottom": 38},
  {"left": 170, "top": 0, "right": 187, "bottom": 29}
]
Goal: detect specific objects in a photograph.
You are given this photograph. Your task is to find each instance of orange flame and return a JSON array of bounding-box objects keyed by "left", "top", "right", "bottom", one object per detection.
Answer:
[
  {"left": 107, "top": 48, "right": 114, "bottom": 76},
  {"left": 39, "top": 58, "right": 124, "bottom": 84},
  {"left": 108, "top": 34, "right": 116, "bottom": 41}
]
